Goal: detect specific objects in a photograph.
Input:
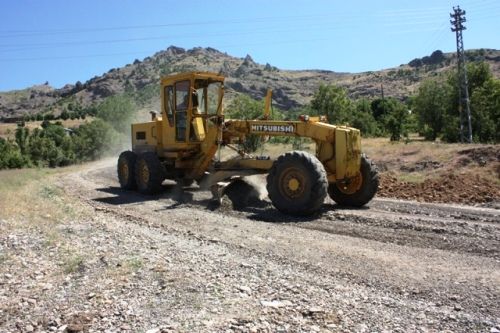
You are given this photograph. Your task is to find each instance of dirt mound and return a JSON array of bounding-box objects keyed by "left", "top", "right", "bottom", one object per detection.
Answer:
[
  {"left": 457, "top": 146, "right": 500, "bottom": 167},
  {"left": 399, "top": 160, "right": 442, "bottom": 172},
  {"left": 378, "top": 172, "right": 500, "bottom": 205}
]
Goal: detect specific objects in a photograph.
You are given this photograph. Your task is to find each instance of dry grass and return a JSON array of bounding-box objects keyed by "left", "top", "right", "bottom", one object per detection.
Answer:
[
  {"left": 0, "top": 165, "right": 86, "bottom": 222},
  {"left": 362, "top": 137, "right": 499, "bottom": 183},
  {"left": 0, "top": 165, "right": 97, "bottom": 282},
  {"left": 362, "top": 137, "right": 472, "bottom": 164},
  {"left": 0, "top": 168, "right": 52, "bottom": 193}
]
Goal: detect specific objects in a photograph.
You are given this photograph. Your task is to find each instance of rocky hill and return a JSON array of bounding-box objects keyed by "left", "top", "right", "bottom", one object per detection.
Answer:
[{"left": 1, "top": 46, "right": 499, "bottom": 120}]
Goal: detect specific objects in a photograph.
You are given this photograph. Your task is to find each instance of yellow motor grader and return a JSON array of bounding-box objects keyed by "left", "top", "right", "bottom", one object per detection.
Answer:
[{"left": 117, "top": 72, "right": 378, "bottom": 216}]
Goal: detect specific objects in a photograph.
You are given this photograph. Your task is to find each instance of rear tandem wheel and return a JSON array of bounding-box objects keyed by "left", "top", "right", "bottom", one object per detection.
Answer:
[
  {"left": 117, "top": 150, "right": 137, "bottom": 190},
  {"left": 134, "top": 152, "right": 165, "bottom": 195}
]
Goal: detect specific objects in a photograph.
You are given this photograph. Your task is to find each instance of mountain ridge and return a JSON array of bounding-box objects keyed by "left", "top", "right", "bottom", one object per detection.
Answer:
[{"left": 1, "top": 46, "right": 499, "bottom": 120}]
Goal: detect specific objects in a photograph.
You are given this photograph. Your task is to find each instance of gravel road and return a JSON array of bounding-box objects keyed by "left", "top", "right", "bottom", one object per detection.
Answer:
[{"left": 2, "top": 159, "right": 499, "bottom": 332}]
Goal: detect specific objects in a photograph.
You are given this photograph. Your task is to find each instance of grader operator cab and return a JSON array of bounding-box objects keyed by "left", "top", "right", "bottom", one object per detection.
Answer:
[{"left": 117, "top": 72, "right": 379, "bottom": 216}]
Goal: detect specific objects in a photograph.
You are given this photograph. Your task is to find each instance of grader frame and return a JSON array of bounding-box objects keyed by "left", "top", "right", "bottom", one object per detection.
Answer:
[{"left": 118, "top": 72, "right": 378, "bottom": 216}]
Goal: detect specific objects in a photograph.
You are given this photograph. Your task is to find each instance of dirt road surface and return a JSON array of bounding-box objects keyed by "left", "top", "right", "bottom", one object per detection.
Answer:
[{"left": 1, "top": 159, "right": 499, "bottom": 332}]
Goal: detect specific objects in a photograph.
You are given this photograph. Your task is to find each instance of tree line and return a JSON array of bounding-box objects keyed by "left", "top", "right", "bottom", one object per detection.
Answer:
[
  {"left": 304, "top": 60, "right": 499, "bottom": 144},
  {"left": 0, "top": 96, "right": 135, "bottom": 169},
  {"left": 414, "top": 61, "right": 499, "bottom": 142},
  {"left": 1, "top": 61, "right": 498, "bottom": 169},
  {"left": 225, "top": 60, "right": 499, "bottom": 154},
  {"left": 224, "top": 89, "right": 414, "bottom": 152}
]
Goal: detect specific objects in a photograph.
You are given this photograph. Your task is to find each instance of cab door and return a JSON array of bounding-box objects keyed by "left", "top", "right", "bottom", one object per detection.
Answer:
[
  {"left": 163, "top": 85, "right": 174, "bottom": 128},
  {"left": 174, "top": 80, "right": 190, "bottom": 142}
]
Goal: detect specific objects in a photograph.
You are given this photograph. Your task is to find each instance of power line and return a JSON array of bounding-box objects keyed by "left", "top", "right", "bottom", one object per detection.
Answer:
[
  {"left": 421, "top": 21, "right": 449, "bottom": 51},
  {"left": 1, "top": 12, "right": 480, "bottom": 54},
  {"left": 3, "top": 5, "right": 495, "bottom": 40},
  {"left": 0, "top": 21, "right": 361, "bottom": 53},
  {"left": 378, "top": 7, "right": 449, "bottom": 16},
  {"left": 0, "top": 37, "right": 333, "bottom": 62},
  {"left": 0, "top": 5, "right": 495, "bottom": 64},
  {"left": 0, "top": 13, "right": 368, "bottom": 38},
  {"left": 0, "top": 51, "right": 154, "bottom": 62},
  {"left": 4, "top": 14, "right": 465, "bottom": 53}
]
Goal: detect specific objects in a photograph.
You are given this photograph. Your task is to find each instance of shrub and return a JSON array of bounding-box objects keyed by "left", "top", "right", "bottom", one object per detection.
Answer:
[
  {"left": 72, "top": 119, "right": 122, "bottom": 160},
  {"left": 60, "top": 110, "right": 69, "bottom": 120},
  {"left": 0, "top": 138, "right": 29, "bottom": 169}
]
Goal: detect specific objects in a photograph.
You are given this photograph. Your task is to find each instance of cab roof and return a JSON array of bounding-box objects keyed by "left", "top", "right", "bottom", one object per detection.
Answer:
[{"left": 160, "top": 71, "right": 225, "bottom": 86}]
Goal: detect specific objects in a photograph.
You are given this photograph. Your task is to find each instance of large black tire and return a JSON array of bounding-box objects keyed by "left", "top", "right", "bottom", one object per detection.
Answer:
[
  {"left": 266, "top": 151, "right": 328, "bottom": 216},
  {"left": 328, "top": 155, "right": 379, "bottom": 207},
  {"left": 117, "top": 151, "right": 137, "bottom": 190},
  {"left": 134, "top": 152, "right": 165, "bottom": 195}
]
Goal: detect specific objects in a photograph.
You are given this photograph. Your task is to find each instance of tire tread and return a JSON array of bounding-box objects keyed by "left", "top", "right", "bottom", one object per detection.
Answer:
[{"left": 266, "top": 150, "right": 328, "bottom": 216}]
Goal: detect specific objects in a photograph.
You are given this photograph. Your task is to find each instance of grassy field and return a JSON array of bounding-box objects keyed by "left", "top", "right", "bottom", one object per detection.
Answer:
[
  {"left": 0, "top": 167, "right": 70, "bottom": 219},
  {"left": 362, "top": 137, "right": 499, "bottom": 183}
]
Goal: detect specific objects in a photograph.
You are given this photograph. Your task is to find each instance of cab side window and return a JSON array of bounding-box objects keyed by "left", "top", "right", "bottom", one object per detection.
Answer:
[
  {"left": 164, "top": 86, "right": 174, "bottom": 126},
  {"left": 175, "top": 81, "right": 189, "bottom": 110}
]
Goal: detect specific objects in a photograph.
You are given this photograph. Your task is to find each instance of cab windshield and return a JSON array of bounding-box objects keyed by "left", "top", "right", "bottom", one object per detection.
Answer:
[{"left": 194, "top": 79, "right": 222, "bottom": 116}]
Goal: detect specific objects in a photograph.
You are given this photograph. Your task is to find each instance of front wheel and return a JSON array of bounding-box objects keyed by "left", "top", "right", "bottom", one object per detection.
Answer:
[
  {"left": 267, "top": 151, "right": 328, "bottom": 216},
  {"left": 328, "top": 155, "right": 379, "bottom": 207}
]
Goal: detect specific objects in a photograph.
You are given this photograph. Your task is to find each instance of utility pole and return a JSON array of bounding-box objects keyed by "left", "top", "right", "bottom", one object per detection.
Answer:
[{"left": 450, "top": 6, "right": 473, "bottom": 143}]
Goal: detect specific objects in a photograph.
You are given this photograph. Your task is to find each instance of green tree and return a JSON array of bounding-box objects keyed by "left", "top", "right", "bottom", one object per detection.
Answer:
[
  {"left": 383, "top": 103, "right": 409, "bottom": 141},
  {"left": 351, "top": 98, "right": 380, "bottom": 137},
  {"left": 470, "top": 78, "right": 500, "bottom": 142},
  {"left": 413, "top": 79, "right": 449, "bottom": 140},
  {"left": 445, "top": 62, "right": 497, "bottom": 142},
  {"left": 83, "top": 106, "right": 98, "bottom": 117},
  {"left": 370, "top": 98, "right": 390, "bottom": 121},
  {"left": 44, "top": 113, "right": 55, "bottom": 121},
  {"left": 15, "top": 125, "right": 30, "bottom": 155},
  {"left": 225, "top": 94, "right": 267, "bottom": 152},
  {"left": 0, "top": 138, "right": 28, "bottom": 169},
  {"left": 96, "top": 95, "right": 136, "bottom": 133},
  {"left": 466, "top": 61, "right": 493, "bottom": 92},
  {"left": 24, "top": 123, "right": 76, "bottom": 167},
  {"left": 225, "top": 94, "right": 264, "bottom": 120},
  {"left": 310, "top": 84, "right": 352, "bottom": 124},
  {"left": 28, "top": 134, "right": 60, "bottom": 167},
  {"left": 355, "top": 98, "right": 371, "bottom": 114},
  {"left": 60, "top": 110, "right": 70, "bottom": 120},
  {"left": 310, "top": 86, "right": 382, "bottom": 137}
]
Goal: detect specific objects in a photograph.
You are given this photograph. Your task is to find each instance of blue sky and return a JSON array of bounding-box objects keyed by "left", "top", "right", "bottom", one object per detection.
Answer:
[{"left": 0, "top": 0, "right": 498, "bottom": 91}]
